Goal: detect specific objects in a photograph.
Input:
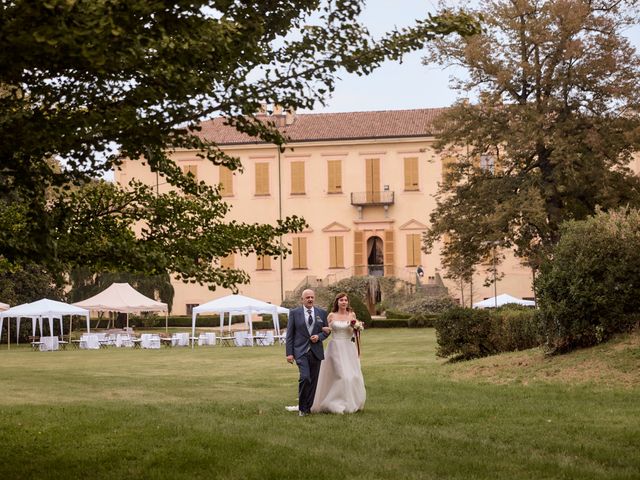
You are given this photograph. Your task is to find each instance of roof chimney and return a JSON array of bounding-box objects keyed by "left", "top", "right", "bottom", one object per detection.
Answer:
[{"left": 285, "top": 107, "right": 296, "bottom": 126}]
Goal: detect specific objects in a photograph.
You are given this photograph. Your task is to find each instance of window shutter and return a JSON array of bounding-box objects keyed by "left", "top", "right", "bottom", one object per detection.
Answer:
[
  {"left": 404, "top": 157, "right": 419, "bottom": 191},
  {"left": 405, "top": 234, "right": 422, "bottom": 267},
  {"left": 257, "top": 255, "right": 271, "bottom": 270},
  {"left": 329, "top": 236, "right": 344, "bottom": 268},
  {"left": 365, "top": 158, "right": 380, "bottom": 202},
  {"left": 255, "top": 162, "right": 269, "bottom": 195},
  {"left": 291, "top": 161, "right": 305, "bottom": 194},
  {"left": 293, "top": 238, "right": 307, "bottom": 269},
  {"left": 182, "top": 165, "right": 198, "bottom": 181},
  {"left": 300, "top": 238, "right": 307, "bottom": 269},
  {"left": 354, "top": 231, "right": 365, "bottom": 275},
  {"left": 220, "top": 254, "right": 234, "bottom": 269},
  {"left": 219, "top": 166, "right": 233, "bottom": 196},
  {"left": 336, "top": 236, "right": 344, "bottom": 268},
  {"left": 384, "top": 229, "right": 394, "bottom": 276},
  {"left": 328, "top": 160, "right": 342, "bottom": 193}
]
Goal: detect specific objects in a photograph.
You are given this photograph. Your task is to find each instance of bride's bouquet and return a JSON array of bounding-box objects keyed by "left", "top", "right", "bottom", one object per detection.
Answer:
[{"left": 350, "top": 319, "right": 364, "bottom": 356}]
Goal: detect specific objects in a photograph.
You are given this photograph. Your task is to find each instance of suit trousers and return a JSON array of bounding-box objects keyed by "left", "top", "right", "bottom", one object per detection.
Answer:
[{"left": 297, "top": 350, "right": 321, "bottom": 413}]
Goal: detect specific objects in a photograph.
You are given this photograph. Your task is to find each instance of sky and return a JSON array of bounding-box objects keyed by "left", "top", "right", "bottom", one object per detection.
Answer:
[
  {"left": 310, "top": 0, "right": 455, "bottom": 113},
  {"left": 310, "top": 0, "right": 640, "bottom": 113}
]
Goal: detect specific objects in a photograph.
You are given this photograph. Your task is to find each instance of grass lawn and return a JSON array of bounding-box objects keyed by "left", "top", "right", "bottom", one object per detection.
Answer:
[{"left": 1, "top": 329, "right": 639, "bottom": 479}]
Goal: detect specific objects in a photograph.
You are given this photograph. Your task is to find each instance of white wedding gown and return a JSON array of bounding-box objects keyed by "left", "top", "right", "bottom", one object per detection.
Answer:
[{"left": 311, "top": 320, "right": 366, "bottom": 414}]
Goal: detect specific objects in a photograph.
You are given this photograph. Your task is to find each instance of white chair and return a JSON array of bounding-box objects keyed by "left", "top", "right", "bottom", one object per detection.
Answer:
[
  {"left": 115, "top": 334, "right": 134, "bottom": 348},
  {"left": 80, "top": 334, "right": 100, "bottom": 350},
  {"left": 171, "top": 332, "right": 189, "bottom": 347},
  {"left": 141, "top": 333, "right": 161, "bottom": 349},
  {"left": 234, "top": 331, "right": 251, "bottom": 347},
  {"left": 274, "top": 328, "right": 287, "bottom": 345},
  {"left": 198, "top": 332, "right": 216, "bottom": 346}
]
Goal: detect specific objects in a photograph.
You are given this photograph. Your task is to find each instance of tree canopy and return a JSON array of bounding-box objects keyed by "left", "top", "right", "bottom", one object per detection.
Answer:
[
  {"left": 422, "top": 0, "right": 640, "bottom": 281},
  {"left": 0, "top": 1, "right": 479, "bottom": 292}
]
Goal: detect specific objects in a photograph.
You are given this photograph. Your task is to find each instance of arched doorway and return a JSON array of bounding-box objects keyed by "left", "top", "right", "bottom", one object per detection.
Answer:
[{"left": 367, "top": 236, "right": 384, "bottom": 276}]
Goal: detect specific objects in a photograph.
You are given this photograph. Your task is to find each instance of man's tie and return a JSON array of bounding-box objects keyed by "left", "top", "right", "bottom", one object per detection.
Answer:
[{"left": 307, "top": 309, "right": 313, "bottom": 327}]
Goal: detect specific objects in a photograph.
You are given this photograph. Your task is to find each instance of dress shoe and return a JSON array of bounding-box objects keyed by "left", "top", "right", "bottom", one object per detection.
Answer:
[{"left": 298, "top": 411, "right": 308, "bottom": 417}]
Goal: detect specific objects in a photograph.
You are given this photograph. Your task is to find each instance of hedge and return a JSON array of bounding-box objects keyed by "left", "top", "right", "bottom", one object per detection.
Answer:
[{"left": 434, "top": 307, "right": 540, "bottom": 360}]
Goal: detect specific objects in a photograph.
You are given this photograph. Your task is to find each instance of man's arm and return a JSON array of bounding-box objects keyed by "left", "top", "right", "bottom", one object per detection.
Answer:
[{"left": 317, "top": 310, "right": 331, "bottom": 341}]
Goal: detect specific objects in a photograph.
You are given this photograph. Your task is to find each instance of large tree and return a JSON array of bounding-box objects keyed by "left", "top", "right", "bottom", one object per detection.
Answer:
[
  {"left": 422, "top": 0, "right": 640, "bottom": 279},
  {"left": 0, "top": 0, "right": 479, "bottom": 291}
]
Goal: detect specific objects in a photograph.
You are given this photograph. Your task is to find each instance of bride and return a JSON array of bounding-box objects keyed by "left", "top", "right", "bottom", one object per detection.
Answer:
[{"left": 311, "top": 292, "right": 366, "bottom": 414}]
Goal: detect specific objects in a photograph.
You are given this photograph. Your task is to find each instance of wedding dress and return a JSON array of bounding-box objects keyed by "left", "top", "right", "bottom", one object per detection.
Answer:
[{"left": 311, "top": 320, "right": 366, "bottom": 414}]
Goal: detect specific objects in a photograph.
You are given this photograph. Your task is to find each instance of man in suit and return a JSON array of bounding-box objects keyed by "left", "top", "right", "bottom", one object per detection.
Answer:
[{"left": 286, "top": 288, "right": 330, "bottom": 416}]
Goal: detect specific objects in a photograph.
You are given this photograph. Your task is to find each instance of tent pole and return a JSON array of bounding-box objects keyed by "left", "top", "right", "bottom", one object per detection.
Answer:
[
  {"left": 165, "top": 312, "right": 168, "bottom": 333},
  {"left": 7, "top": 317, "right": 10, "bottom": 351},
  {"left": 126, "top": 312, "right": 129, "bottom": 331}
]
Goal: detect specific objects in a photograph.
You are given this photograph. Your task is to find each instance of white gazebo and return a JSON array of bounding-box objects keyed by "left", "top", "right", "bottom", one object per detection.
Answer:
[
  {"left": 191, "top": 294, "right": 288, "bottom": 347},
  {"left": 473, "top": 293, "right": 536, "bottom": 309},
  {"left": 0, "top": 299, "right": 90, "bottom": 349},
  {"left": 73, "top": 282, "right": 169, "bottom": 331}
]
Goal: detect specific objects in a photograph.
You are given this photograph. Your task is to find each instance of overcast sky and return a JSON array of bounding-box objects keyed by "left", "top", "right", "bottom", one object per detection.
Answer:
[{"left": 310, "top": 0, "right": 640, "bottom": 113}]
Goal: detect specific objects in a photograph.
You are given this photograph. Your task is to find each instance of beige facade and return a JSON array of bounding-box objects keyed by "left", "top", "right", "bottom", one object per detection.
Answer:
[{"left": 116, "top": 109, "right": 541, "bottom": 314}]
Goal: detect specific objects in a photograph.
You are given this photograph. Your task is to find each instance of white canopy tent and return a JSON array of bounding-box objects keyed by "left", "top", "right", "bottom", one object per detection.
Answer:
[
  {"left": 73, "top": 282, "right": 169, "bottom": 331},
  {"left": 0, "top": 302, "right": 9, "bottom": 311},
  {"left": 191, "top": 294, "right": 288, "bottom": 347},
  {"left": 473, "top": 293, "right": 536, "bottom": 309},
  {"left": 0, "top": 299, "right": 90, "bottom": 350}
]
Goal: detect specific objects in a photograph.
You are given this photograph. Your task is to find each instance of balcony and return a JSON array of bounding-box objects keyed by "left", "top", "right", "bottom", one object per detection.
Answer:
[{"left": 350, "top": 191, "right": 395, "bottom": 207}]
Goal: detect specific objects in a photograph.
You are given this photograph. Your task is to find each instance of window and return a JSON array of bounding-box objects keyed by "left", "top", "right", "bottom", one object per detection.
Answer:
[
  {"left": 255, "top": 162, "right": 270, "bottom": 195},
  {"left": 327, "top": 160, "right": 342, "bottom": 193},
  {"left": 480, "top": 154, "right": 495, "bottom": 174},
  {"left": 256, "top": 255, "right": 271, "bottom": 270},
  {"left": 292, "top": 237, "right": 308, "bottom": 269},
  {"left": 219, "top": 166, "right": 233, "bottom": 196},
  {"left": 406, "top": 233, "right": 422, "bottom": 267},
  {"left": 182, "top": 165, "right": 198, "bottom": 181},
  {"left": 186, "top": 303, "right": 199, "bottom": 316},
  {"left": 404, "top": 157, "right": 419, "bottom": 191},
  {"left": 220, "top": 254, "right": 234, "bottom": 269},
  {"left": 329, "top": 236, "right": 344, "bottom": 268},
  {"left": 290, "top": 161, "right": 305, "bottom": 195}
]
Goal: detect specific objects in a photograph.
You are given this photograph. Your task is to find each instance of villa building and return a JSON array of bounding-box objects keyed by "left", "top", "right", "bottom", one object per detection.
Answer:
[{"left": 116, "top": 108, "right": 542, "bottom": 314}]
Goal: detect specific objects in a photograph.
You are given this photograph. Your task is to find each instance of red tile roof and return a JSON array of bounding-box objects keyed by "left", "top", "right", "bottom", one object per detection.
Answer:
[{"left": 195, "top": 108, "right": 446, "bottom": 145}]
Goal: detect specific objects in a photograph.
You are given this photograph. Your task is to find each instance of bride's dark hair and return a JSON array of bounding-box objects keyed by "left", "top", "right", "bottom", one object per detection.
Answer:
[{"left": 331, "top": 292, "right": 351, "bottom": 313}]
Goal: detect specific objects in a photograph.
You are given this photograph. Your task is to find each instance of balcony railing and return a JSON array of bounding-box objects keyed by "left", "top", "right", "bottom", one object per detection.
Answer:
[{"left": 350, "top": 191, "right": 395, "bottom": 206}]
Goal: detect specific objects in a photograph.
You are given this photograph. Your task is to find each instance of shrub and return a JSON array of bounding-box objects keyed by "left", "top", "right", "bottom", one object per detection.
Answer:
[
  {"left": 536, "top": 208, "right": 640, "bottom": 354},
  {"left": 434, "top": 307, "right": 539, "bottom": 360},
  {"left": 434, "top": 308, "right": 495, "bottom": 359},
  {"left": 403, "top": 295, "right": 457, "bottom": 315},
  {"left": 369, "top": 318, "right": 409, "bottom": 328},
  {"left": 384, "top": 309, "right": 412, "bottom": 319},
  {"left": 408, "top": 314, "right": 439, "bottom": 328}
]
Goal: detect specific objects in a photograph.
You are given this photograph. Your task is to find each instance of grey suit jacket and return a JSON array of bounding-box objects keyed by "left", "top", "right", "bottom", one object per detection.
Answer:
[{"left": 285, "top": 306, "right": 330, "bottom": 360}]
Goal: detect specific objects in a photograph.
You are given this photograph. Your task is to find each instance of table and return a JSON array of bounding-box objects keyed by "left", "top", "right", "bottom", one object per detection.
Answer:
[
  {"left": 160, "top": 338, "right": 173, "bottom": 347},
  {"left": 71, "top": 339, "right": 82, "bottom": 349},
  {"left": 219, "top": 336, "right": 234, "bottom": 347}
]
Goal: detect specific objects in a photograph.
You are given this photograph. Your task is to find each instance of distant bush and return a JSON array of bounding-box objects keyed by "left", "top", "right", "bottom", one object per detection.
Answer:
[
  {"left": 369, "top": 318, "right": 409, "bottom": 328},
  {"left": 536, "top": 208, "right": 640, "bottom": 354},
  {"left": 345, "top": 295, "right": 372, "bottom": 326},
  {"left": 434, "top": 307, "right": 539, "bottom": 360},
  {"left": 408, "top": 314, "right": 439, "bottom": 328},
  {"left": 403, "top": 296, "right": 457, "bottom": 315},
  {"left": 384, "top": 309, "right": 412, "bottom": 319}
]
